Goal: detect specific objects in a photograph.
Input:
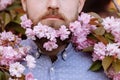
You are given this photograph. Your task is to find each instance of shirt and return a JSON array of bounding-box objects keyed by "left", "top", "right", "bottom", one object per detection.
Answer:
[{"left": 21, "top": 39, "right": 110, "bottom": 80}]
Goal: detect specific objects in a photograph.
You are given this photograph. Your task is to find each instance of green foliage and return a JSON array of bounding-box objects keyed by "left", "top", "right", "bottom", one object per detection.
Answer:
[
  {"left": 102, "top": 56, "right": 113, "bottom": 71},
  {"left": 112, "top": 59, "right": 120, "bottom": 73},
  {"left": 89, "top": 60, "right": 102, "bottom": 71},
  {"left": 0, "top": 0, "right": 25, "bottom": 35}
]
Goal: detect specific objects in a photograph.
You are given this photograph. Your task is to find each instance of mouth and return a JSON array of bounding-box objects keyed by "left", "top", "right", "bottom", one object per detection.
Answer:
[{"left": 42, "top": 15, "right": 64, "bottom": 20}]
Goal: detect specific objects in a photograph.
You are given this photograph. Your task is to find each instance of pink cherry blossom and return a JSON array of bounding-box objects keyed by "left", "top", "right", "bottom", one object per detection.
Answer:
[
  {"left": 78, "top": 12, "right": 91, "bottom": 24},
  {"left": 106, "top": 43, "right": 120, "bottom": 57},
  {"left": 26, "top": 28, "right": 36, "bottom": 40},
  {"left": 9, "top": 62, "right": 25, "bottom": 77},
  {"left": 58, "top": 25, "right": 70, "bottom": 41},
  {"left": 0, "top": 0, "right": 14, "bottom": 11},
  {"left": 25, "top": 55, "right": 36, "bottom": 69},
  {"left": 93, "top": 42, "right": 106, "bottom": 61},
  {"left": 33, "top": 23, "right": 46, "bottom": 39},
  {"left": 0, "top": 31, "right": 15, "bottom": 41},
  {"left": 43, "top": 41, "right": 58, "bottom": 51},
  {"left": 76, "top": 39, "right": 95, "bottom": 50},
  {"left": 20, "top": 14, "right": 33, "bottom": 29}
]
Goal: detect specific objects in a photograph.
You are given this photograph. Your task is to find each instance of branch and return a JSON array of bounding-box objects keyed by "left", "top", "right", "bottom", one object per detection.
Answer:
[{"left": 112, "top": 0, "right": 120, "bottom": 12}]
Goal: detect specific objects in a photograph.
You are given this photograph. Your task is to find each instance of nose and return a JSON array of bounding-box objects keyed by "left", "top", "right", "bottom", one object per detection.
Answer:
[{"left": 48, "top": 0, "right": 59, "bottom": 9}]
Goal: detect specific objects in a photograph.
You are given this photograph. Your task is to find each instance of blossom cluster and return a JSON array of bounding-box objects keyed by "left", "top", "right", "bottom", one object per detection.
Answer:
[
  {"left": 0, "top": 31, "right": 36, "bottom": 80},
  {"left": 20, "top": 14, "right": 70, "bottom": 51},
  {"left": 0, "top": 0, "right": 14, "bottom": 11},
  {"left": 102, "top": 16, "right": 120, "bottom": 43},
  {"left": 93, "top": 42, "right": 120, "bottom": 61},
  {"left": 69, "top": 12, "right": 96, "bottom": 50},
  {"left": 20, "top": 12, "right": 120, "bottom": 80},
  {"left": 92, "top": 16, "right": 120, "bottom": 80}
]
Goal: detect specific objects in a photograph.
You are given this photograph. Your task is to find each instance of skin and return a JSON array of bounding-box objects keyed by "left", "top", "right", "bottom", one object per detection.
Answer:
[{"left": 21, "top": 0, "right": 85, "bottom": 62}]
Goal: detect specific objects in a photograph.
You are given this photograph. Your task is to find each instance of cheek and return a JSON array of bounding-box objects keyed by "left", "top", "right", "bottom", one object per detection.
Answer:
[
  {"left": 60, "top": 2, "right": 79, "bottom": 22},
  {"left": 26, "top": 1, "right": 47, "bottom": 24}
]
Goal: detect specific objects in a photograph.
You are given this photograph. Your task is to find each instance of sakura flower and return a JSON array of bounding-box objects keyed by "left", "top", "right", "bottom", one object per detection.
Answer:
[
  {"left": 25, "top": 72, "right": 35, "bottom": 80},
  {"left": 45, "top": 26, "right": 57, "bottom": 41},
  {"left": 76, "top": 39, "right": 95, "bottom": 50},
  {"left": 9, "top": 62, "right": 25, "bottom": 77},
  {"left": 20, "top": 14, "right": 33, "bottom": 29},
  {"left": 26, "top": 28, "right": 36, "bottom": 40},
  {"left": 93, "top": 42, "right": 106, "bottom": 60},
  {"left": 43, "top": 41, "right": 58, "bottom": 51},
  {"left": 106, "top": 43, "right": 120, "bottom": 57},
  {"left": 0, "top": 0, "right": 14, "bottom": 11},
  {"left": 111, "top": 28, "right": 120, "bottom": 43},
  {"left": 2, "top": 46, "right": 18, "bottom": 59},
  {"left": 25, "top": 55, "right": 36, "bottom": 69},
  {"left": 102, "top": 16, "right": 120, "bottom": 33},
  {"left": 0, "top": 31, "right": 15, "bottom": 41},
  {"left": 78, "top": 12, "right": 91, "bottom": 24},
  {"left": 58, "top": 25, "right": 70, "bottom": 41},
  {"left": 33, "top": 23, "right": 46, "bottom": 39}
]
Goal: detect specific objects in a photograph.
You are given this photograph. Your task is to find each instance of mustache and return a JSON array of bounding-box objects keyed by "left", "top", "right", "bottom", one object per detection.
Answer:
[{"left": 40, "top": 9, "right": 67, "bottom": 21}]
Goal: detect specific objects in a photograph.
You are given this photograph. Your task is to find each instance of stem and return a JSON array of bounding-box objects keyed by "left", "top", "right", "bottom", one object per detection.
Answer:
[{"left": 112, "top": 0, "right": 120, "bottom": 12}]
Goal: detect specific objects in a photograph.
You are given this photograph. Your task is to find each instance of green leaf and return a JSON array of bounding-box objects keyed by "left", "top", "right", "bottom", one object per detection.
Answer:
[
  {"left": 89, "top": 60, "right": 102, "bottom": 71},
  {"left": 5, "top": 22, "right": 25, "bottom": 34},
  {"left": 94, "top": 27, "right": 105, "bottom": 36},
  {"left": 105, "top": 33, "right": 114, "bottom": 43},
  {"left": 0, "top": 71, "right": 4, "bottom": 80},
  {"left": 82, "top": 46, "right": 93, "bottom": 52},
  {"left": 12, "top": 13, "right": 23, "bottom": 24},
  {"left": 4, "top": 72, "right": 10, "bottom": 80},
  {"left": 4, "top": 13, "right": 11, "bottom": 27},
  {"left": 102, "top": 56, "right": 113, "bottom": 71},
  {"left": 112, "top": 59, "right": 120, "bottom": 73}
]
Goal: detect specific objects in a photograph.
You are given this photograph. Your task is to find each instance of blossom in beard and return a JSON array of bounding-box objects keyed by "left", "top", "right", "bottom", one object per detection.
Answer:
[
  {"left": 26, "top": 28, "right": 36, "bottom": 40},
  {"left": 0, "top": 0, "right": 14, "bottom": 11},
  {"left": 33, "top": 23, "right": 47, "bottom": 39},
  {"left": 57, "top": 25, "right": 70, "bottom": 41},
  {"left": 93, "top": 42, "right": 106, "bottom": 60},
  {"left": 43, "top": 41, "right": 58, "bottom": 51},
  {"left": 9, "top": 62, "right": 25, "bottom": 77},
  {"left": 45, "top": 26, "right": 58, "bottom": 41},
  {"left": 78, "top": 12, "right": 91, "bottom": 24},
  {"left": 25, "top": 55, "right": 36, "bottom": 69},
  {"left": 20, "top": 14, "right": 33, "bottom": 29}
]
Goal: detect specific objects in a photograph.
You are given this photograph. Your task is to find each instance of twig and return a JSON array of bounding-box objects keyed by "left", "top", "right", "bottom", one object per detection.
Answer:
[{"left": 112, "top": 0, "right": 120, "bottom": 12}]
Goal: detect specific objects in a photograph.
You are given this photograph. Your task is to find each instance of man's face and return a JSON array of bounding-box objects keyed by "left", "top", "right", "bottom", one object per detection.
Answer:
[{"left": 21, "top": 0, "right": 85, "bottom": 29}]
